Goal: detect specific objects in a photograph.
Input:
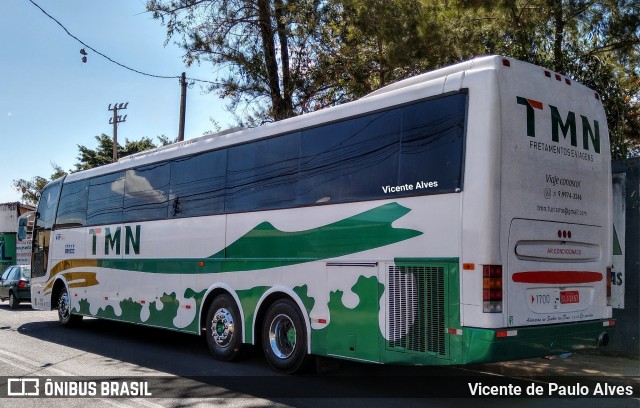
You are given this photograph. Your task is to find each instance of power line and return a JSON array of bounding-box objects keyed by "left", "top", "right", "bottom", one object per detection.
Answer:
[{"left": 28, "top": 0, "right": 219, "bottom": 85}]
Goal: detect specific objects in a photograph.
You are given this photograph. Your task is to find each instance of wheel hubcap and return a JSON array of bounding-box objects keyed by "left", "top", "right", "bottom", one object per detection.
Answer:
[
  {"left": 211, "top": 308, "right": 234, "bottom": 348},
  {"left": 268, "top": 314, "right": 296, "bottom": 359}
]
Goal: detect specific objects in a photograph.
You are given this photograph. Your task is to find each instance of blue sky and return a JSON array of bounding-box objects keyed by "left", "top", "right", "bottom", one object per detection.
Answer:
[{"left": 0, "top": 0, "right": 234, "bottom": 203}]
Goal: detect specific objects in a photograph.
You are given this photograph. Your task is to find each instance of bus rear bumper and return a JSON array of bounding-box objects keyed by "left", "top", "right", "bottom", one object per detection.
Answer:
[{"left": 460, "top": 319, "right": 616, "bottom": 365}]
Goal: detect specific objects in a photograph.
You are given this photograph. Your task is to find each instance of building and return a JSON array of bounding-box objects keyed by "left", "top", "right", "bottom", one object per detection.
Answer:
[{"left": 0, "top": 202, "right": 35, "bottom": 272}]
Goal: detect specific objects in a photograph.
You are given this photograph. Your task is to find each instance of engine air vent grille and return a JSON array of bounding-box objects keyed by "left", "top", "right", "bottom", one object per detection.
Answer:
[{"left": 388, "top": 264, "right": 446, "bottom": 355}]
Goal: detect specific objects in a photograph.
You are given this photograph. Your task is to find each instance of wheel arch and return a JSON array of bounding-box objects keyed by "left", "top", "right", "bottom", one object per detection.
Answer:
[
  {"left": 198, "top": 283, "right": 246, "bottom": 340},
  {"left": 50, "top": 277, "right": 68, "bottom": 311},
  {"left": 253, "top": 286, "right": 312, "bottom": 353}
]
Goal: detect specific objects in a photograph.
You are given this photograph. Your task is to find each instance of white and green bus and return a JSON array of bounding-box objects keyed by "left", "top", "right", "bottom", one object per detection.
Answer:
[{"left": 30, "top": 56, "right": 615, "bottom": 373}]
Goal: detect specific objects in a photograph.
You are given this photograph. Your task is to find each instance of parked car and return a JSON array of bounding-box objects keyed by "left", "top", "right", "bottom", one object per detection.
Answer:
[{"left": 0, "top": 265, "right": 31, "bottom": 309}]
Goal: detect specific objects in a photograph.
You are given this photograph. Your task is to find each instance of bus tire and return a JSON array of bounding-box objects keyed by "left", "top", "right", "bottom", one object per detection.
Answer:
[
  {"left": 9, "top": 291, "right": 19, "bottom": 309},
  {"left": 57, "top": 286, "right": 82, "bottom": 327},
  {"left": 262, "top": 299, "right": 310, "bottom": 374},
  {"left": 206, "top": 294, "right": 243, "bottom": 361}
]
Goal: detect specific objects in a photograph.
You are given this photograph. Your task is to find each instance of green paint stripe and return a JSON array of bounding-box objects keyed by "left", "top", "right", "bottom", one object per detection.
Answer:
[
  {"left": 57, "top": 202, "right": 422, "bottom": 275},
  {"left": 212, "top": 202, "right": 422, "bottom": 272},
  {"left": 613, "top": 224, "right": 623, "bottom": 256}
]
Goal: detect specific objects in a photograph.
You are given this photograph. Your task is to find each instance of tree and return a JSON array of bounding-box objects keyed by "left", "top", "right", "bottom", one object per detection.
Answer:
[
  {"left": 147, "top": 0, "right": 354, "bottom": 124},
  {"left": 446, "top": 0, "right": 640, "bottom": 158},
  {"left": 148, "top": 0, "right": 637, "bottom": 156},
  {"left": 12, "top": 164, "right": 67, "bottom": 206},
  {"left": 74, "top": 134, "right": 173, "bottom": 171},
  {"left": 326, "top": 0, "right": 450, "bottom": 98}
]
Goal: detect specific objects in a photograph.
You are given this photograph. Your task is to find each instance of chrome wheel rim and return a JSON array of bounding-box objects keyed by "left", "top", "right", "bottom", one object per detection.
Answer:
[
  {"left": 268, "top": 314, "right": 296, "bottom": 359},
  {"left": 211, "top": 308, "right": 234, "bottom": 348}
]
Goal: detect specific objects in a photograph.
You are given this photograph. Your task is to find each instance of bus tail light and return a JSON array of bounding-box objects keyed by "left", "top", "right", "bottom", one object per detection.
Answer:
[
  {"left": 483, "top": 265, "right": 503, "bottom": 313},
  {"left": 606, "top": 266, "right": 612, "bottom": 306},
  {"left": 496, "top": 330, "right": 518, "bottom": 338}
]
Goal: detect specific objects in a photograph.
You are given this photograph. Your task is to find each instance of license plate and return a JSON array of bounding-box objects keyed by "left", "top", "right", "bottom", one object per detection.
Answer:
[{"left": 560, "top": 290, "right": 579, "bottom": 304}]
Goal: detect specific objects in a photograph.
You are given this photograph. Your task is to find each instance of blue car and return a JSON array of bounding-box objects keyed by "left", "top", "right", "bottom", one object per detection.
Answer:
[{"left": 0, "top": 265, "right": 31, "bottom": 309}]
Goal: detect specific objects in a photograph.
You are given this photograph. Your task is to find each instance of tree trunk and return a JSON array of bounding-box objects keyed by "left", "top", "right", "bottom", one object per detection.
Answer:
[
  {"left": 550, "top": 0, "right": 565, "bottom": 72},
  {"left": 257, "top": 0, "right": 287, "bottom": 120},
  {"left": 377, "top": 35, "right": 386, "bottom": 87},
  {"left": 274, "top": 0, "right": 294, "bottom": 118}
]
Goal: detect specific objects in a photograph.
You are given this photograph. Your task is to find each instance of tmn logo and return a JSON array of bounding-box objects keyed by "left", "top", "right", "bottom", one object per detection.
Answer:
[
  {"left": 89, "top": 225, "right": 141, "bottom": 256},
  {"left": 516, "top": 96, "right": 601, "bottom": 153}
]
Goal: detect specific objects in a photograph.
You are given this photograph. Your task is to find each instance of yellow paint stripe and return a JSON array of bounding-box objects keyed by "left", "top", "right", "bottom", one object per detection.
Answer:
[{"left": 44, "top": 259, "right": 100, "bottom": 293}]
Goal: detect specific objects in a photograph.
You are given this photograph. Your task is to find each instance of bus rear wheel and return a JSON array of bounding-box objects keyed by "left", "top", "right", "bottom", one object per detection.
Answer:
[
  {"left": 262, "top": 299, "right": 310, "bottom": 374},
  {"left": 206, "top": 294, "right": 243, "bottom": 361}
]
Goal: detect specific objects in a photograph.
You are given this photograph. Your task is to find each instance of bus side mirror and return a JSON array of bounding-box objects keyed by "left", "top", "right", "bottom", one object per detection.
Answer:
[{"left": 18, "top": 219, "right": 28, "bottom": 240}]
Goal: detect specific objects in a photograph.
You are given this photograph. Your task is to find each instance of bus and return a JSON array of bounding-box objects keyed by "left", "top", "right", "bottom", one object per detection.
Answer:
[{"left": 30, "top": 55, "right": 614, "bottom": 373}]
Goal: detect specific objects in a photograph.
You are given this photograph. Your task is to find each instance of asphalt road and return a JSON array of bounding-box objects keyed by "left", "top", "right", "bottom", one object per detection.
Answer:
[{"left": 0, "top": 300, "right": 636, "bottom": 408}]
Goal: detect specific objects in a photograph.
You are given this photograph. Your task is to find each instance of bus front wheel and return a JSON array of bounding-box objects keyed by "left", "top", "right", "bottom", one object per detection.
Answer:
[
  {"left": 57, "top": 286, "right": 82, "bottom": 327},
  {"left": 262, "top": 299, "right": 310, "bottom": 374},
  {"left": 206, "top": 294, "right": 243, "bottom": 361}
]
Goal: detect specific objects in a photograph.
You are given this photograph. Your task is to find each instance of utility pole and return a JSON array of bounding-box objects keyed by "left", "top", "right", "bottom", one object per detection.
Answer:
[
  {"left": 178, "top": 72, "right": 187, "bottom": 142},
  {"left": 108, "top": 102, "right": 129, "bottom": 162}
]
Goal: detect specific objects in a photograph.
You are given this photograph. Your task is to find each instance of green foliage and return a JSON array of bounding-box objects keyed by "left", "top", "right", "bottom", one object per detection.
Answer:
[
  {"left": 146, "top": 0, "right": 638, "bottom": 157},
  {"left": 12, "top": 164, "right": 67, "bottom": 206},
  {"left": 444, "top": 0, "right": 640, "bottom": 158},
  {"left": 147, "top": 0, "right": 331, "bottom": 123},
  {"left": 327, "top": 0, "right": 448, "bottom": 97},
  {"left": 73, "top": 134, "right": 176, "bottom": 172},
  {"left": 73, "top": 134, "right": 160, "bottom": 172}
]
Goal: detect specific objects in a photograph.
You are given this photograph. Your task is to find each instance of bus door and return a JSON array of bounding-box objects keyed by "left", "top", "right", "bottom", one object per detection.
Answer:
[{"left": 31, "top": 180, "right": 62, "bottom": 309}]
